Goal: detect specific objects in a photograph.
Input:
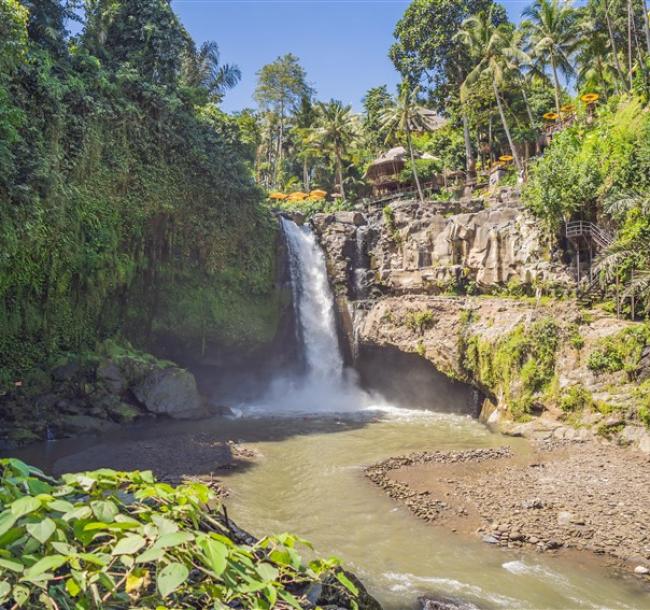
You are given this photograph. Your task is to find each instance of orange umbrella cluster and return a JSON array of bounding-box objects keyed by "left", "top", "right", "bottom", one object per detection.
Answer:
[
  {"left": 267, "top": 189, "right": 328, "bottom": 202},
  {"left": 581, "top": 93, "right": 600, "bottom": 104}
]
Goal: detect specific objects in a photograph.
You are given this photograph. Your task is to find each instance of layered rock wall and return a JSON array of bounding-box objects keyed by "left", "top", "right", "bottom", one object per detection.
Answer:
[
  {"left": 308, "top": 194, "right": 650, "bottom": 452},
  {"left": 312, "top": 192, "right": 572, "bottom": 300}
]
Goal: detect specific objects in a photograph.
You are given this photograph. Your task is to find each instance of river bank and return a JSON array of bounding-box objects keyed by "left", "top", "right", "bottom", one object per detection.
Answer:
[{"left": 365, "top": 436, "right": 650, "bottom": 580}]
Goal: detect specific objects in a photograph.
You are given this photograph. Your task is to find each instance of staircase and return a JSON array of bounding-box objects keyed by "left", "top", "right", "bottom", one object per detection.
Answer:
[
  {"left": 565, "top": 221, "right": 615, "bottom": 306},
  {"left": 565, "top": 221, "right": 614, "bottom": 250}
]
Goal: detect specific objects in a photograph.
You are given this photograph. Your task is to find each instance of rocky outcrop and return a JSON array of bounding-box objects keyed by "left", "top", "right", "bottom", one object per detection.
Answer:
[
  {"left": 0, "top": 343, "right": 209, "bottom": 447},
  {"left": 308, "top": 194, "right": 650, "bottom": 452},
  {"left": 354, "top": 294, "right": 650, "bottom": 452},
  {"left": 133, "top": 366, "right": 206, "bottom": 419},
  {"left": 312, "top": 192, "right": 572, "bottom": 300}
]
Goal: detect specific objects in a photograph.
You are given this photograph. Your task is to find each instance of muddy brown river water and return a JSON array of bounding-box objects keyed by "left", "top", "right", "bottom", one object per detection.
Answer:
[{"left": 12, "top": 405, "right": 650, "bottom": 610}]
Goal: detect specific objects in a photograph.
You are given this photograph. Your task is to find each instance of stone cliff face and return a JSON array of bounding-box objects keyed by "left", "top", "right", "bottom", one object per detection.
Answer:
[
  {"left": 312, "top": 190, "right": 572, "bottom": 300},
  {"left": 307, "top": 193, "right": 650, "bottom": 453}
]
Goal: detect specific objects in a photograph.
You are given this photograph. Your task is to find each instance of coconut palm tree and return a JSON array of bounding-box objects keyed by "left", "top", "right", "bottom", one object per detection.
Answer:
[
  {"left": 522, "top": 0, "right": 579, "bottom": 114},
  {"left": 182, "top": 41, "right": 241, "bottom": 102},
  {"left": 575, "top": 14, "right": 622, "bottom": 95},
  {"left": 455, "top": 10, "right": 528, "bottom": 172},
  {"left": 314, "top": 100, "right": 359, "bottom": 200},
  {"left": 379, "top": 81, "right": 431, "bottom": 203}
]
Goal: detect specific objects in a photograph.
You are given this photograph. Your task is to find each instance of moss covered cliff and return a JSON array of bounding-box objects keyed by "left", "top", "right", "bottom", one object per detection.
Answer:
[{"left": 0, "top": 1, "right": 281, "bottom": 388}]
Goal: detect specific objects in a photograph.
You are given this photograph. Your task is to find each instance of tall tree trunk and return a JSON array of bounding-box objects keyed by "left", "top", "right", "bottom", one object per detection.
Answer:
[
  {"left": 627, "top": 0, "right": 634, "bottom": 91},
  {"left": 493, "top": 79, "right": 523, "bottom": 173},
  {"left": 335, "top": 150, "right": 345, "bottom": 200},
  {"left": 628, "top": 0, "right": 635, "bottom": 89},
  {"left": 462, "top": 106, "right": 475, "bottom": 177},
  {"left": 550, "top": 54, "right": 562, "bottom": 114},
  {"left": 303, "top": 156, "right": 310, "bottom": 192},
  {"left": 407, "top": 126, "right": 425, "bottom": 203},
  {"left": 456, "top": 68, "right": 475, "bottom": 178},
  {"left": 519, "top": 81, "right": 540, "bottom": 155},
  {"left": 604, "top": 0, "right": 626, "bottom": 90},
  {"left": 643, "top": 0, "right": 650, "bottom": 55},
  {"left": 276, "top": 101, "right": 285, "bottom": 188}
]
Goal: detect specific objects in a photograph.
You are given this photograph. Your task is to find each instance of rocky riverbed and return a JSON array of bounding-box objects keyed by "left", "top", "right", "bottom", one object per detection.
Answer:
[{"left": 366, "top": 439, "right": 650, "bottom": 579}]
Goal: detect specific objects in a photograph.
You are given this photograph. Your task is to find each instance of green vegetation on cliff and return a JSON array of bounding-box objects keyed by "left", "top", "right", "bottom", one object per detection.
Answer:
[
  {"left": 0, "top": 1, "right": 280, "bottom": 386},
  {"left": 464, "top": 317, "right": 559, "bottom": 417},
  {"left": 0, "top": 458, "right": 364, "bottom": 609}
]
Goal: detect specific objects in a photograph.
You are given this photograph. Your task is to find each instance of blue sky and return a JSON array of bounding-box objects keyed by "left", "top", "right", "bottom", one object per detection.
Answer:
[{"left": 171, "top": 0, "right": 528, "bottom": 113}]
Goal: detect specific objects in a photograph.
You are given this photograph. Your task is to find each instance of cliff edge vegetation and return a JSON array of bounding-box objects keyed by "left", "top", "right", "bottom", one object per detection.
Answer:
[{"left": 0, "top": 0, "right": 280, "bottom": 390}]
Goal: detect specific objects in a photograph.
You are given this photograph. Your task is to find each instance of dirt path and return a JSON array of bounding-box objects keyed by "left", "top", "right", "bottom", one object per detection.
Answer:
[{"left": 365, "top": 441, "right": 650, "bottom": 578}]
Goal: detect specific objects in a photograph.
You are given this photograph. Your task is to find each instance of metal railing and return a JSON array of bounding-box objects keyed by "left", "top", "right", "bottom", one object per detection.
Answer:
[{"left": 565, "top": 220, "right": 613, "bottom": 249}]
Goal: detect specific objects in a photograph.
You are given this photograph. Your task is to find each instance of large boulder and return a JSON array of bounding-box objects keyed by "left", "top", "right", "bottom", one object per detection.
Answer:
[
  {"left": 132, "top": 367, "right": 207, "bottom": 419},
  {"left": 97, "top": 359, "right": 127, "bottom": 394}
]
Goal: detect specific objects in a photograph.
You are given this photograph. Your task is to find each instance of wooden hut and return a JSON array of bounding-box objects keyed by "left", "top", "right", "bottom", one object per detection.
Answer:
[{"left": 364, "top": 146, "right": 409, "bottom": 196}]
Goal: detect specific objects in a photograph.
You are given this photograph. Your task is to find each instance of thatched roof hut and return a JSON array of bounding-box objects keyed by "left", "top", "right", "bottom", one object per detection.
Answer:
[{"left": 364, "top": 146, "right": 408, "bottom": 183}]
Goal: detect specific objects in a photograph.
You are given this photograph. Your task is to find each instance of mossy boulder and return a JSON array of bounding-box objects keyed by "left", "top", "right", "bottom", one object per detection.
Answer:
[{"left": 133, "top": 367, "right": 207, "bottom": 419}]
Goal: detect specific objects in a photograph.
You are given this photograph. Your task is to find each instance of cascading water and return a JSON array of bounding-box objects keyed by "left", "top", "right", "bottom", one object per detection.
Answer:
[
  {"left": 241, "top": 217, "right": 381, "bottom": 414},
  {"left": 282, "top": 217, "right": 344, "bottom": 383}
]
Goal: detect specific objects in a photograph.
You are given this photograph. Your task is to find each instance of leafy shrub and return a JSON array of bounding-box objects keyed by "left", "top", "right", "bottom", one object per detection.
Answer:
[
  {"left": 568, "top": 324, "right": 585, "bottom": 350},
  {"left": 586, "top": 325, "right": 650, "bottom": 377},
  {"left": 559, "top": 385, "right": 593, "bottom": 412},
  {"left": 0, "top": 459, "right": 359, "bottom": 609},
  {"left": 463, "top": 318, "right": 559, "bottom": 418},
  {"left": 405, "top": 310, "right": 435, "bottom": 334},
  {"left": 523, "top": 98, "right": 650, "bottom": 229}
]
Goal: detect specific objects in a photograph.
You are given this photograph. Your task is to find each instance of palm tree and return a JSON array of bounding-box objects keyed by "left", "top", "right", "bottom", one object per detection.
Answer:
[
  {"left": 575, "top": 14, "right": 622, "bottom": 95},
  {"left": 314, "top": 100, "right": 359, "bottom": 200},
  {"left": 455, "top": 10, "right": 528, "bottom": 172},
  {"left": 379, "top": 82, "right": 431, "bottom": 203},
  {"left": 522, "top": 0, "right": 579, "bottom": 114},
  {"left": 182, "top": 41, "right": 241, "bottom": 102}
]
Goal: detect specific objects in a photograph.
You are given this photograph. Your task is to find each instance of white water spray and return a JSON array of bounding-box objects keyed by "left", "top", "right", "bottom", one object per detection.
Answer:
[{"left": 240, "top": 218, "right": 385, "bottom": 415}]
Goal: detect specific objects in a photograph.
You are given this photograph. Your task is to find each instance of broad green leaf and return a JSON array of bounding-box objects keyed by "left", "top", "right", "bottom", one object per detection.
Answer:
[
  {"left": 336, "top": 571, "right": 359, "bottom": 596},
  {"left": 0, "top": 581, "right": 10, "bottom": 602},
  {"left": 47, "top": 499, "right": 74, "bottom": 513},
  {"left": 90, "top": 500, "right": 118, "bottom": 523},
  {"left": 278, "top": 588, "right": 303, "bottom": 609},
  {"left": 135, "top": 547, "right": 164, "bottom": 564},
  {"left": 197, "top": 537, "right": 227, "bottom": 576},
  {"left": 156, "top": 562, "right": 188, "bottom": 598},
  {"left": 63, "top": 506, "right": 92, "bottom": 522},
  {"left": 10, "top": 496, "right": 41, "bottom": 518},
  {"left": 12, "top": 583, "right": 29, "bottom": 606},
  {"left": 65, "top": 577, "right": 81, "bottom": 597},
  {"left": 51, "top": 542, "right": 76, "bottom": 555},
  {"left": 153, "top": 531, "right": 194, "bottom": 550},
  {"left": 26, "top": 518, "right": 56, "bottom": 544},
  {"left": 0, "top": 512, "right": 18, "bottom": 537},
  {"left": 26, "top": 479, "right": 52, "bottom": 495},
  {"left": 0, "top": 557, "right": 24, "bottom": 572},
  {"left": 256, "top": 562, "right": 278, "bottom": 583},
  {"left": 75, "top": 553, "right": 109, "bottom": 567},
  {"left": 24, "top": 554, "right": 67, "bottom": 578},
  {"left": 112, "top": 534, "right": 146, "bottom": 556},
  {"left": 151, "top": 515, "right": 178, "bottom": 535}
]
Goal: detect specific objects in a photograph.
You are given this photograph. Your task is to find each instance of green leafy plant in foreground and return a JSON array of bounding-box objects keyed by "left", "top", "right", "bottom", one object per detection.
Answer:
[{"left": 0, "top": 459, "right": 359, "bottom": 609}]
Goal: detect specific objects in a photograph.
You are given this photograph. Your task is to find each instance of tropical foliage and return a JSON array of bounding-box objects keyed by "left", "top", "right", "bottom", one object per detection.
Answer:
[
  {"left": 0, "top": 458, "right": 361, "bottom": 609},
  {"left": 0, "top": 0, "right": 280, "bottom": 386}
]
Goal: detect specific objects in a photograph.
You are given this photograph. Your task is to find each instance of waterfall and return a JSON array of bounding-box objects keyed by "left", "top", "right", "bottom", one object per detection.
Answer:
[
  {"left": 238, "top": 217, "right": 386, "bottom": 416},
  {"left": 281, "top": 217, "right": 344, "bottom": 383}
]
